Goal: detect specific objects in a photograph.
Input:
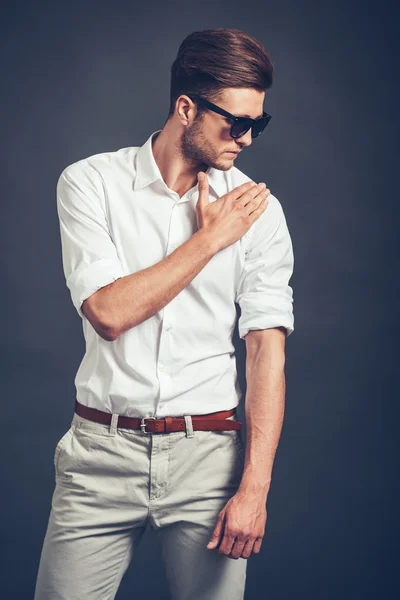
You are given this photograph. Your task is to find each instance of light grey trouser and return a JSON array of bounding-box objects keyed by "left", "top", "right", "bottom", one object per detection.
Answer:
[{"left": 33, "top": 410, "right": 248, "bottom": 600}]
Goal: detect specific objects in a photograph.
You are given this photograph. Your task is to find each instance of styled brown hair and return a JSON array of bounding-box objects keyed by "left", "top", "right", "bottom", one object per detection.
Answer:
[{"left": 167, "top": 28, "right": 274, "bottom": 120}]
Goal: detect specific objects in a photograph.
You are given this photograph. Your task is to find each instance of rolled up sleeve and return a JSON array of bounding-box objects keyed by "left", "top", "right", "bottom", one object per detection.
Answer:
[
  {"left": 236, "top": 194, "right": 295, "bottom": 339},
  {"left": 56, "top": 160, "right": 124, "bottom": 320}
]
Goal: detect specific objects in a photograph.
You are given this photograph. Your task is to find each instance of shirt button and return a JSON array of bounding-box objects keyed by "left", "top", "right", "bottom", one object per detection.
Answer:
[
  {"left": 165, "top": 324, "right": 171, "bottom": 331},
  {"left": 159, "top": 363, "right": 164, "bottom": 371}
]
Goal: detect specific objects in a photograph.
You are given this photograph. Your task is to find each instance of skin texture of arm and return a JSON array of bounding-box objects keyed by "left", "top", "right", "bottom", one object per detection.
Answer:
[
  {"left": 239, "top": 326, "right": 287, "bottom": 497},
  {"left": 82, "top": 228, "right": 218, "bottom": 341}
]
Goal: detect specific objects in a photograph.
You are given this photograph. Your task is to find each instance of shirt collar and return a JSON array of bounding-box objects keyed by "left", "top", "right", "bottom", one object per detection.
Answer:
[{"left": 133, "top": 129, "right": 227, "bottom": 198}]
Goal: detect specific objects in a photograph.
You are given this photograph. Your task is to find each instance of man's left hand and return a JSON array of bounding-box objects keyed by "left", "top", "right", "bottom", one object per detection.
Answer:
[{"left": 206, "top": 491, "right": 267, "bottom": 559}]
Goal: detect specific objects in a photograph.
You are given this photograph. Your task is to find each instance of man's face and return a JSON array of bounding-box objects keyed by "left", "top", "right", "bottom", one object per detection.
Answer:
[{"left": 180, "top": 87, "right": 266, "bottom": 172}]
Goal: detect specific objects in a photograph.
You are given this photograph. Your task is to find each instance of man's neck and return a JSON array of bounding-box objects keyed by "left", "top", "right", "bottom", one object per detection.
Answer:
[{"left": 151, "top": 124, "right": 208, "bottom": 198}]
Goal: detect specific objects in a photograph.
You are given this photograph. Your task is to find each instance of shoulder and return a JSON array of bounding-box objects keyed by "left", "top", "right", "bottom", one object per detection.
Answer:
[
  {"left": 57, "top": 146, "right": 138, "bottom": 186},
  {"left": 228, "top": 165, "right": 287, "bottom": 234}
]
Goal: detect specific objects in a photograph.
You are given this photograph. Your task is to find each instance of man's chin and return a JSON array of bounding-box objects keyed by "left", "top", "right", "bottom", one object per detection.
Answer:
[{"left": 212, "top": 160, "right": 234, "bottom": 172}]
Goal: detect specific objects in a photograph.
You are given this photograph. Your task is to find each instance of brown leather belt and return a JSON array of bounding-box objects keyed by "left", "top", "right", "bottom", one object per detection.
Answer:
[{"left": 75, "top": 399, "right": 242, "bottom": 434}]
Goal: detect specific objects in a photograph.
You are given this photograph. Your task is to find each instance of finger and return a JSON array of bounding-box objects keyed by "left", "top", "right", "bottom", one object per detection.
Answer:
[
  {"left": 243, "top": 189, "right": 269, "bottom": 216},
  {"left": 241, "top": 183, "right": 268, "bottom": 207},
  {"left": 217, "top": 530, "right": 237, "bottom": 557},
  {"left": 215, "top": 515, "right": 237, "bottom": 556},
  {"left": 197, "top": 171, "right": 207, "bottom": 184},
  {"left": 197, "top": 172, "right": 209, "bottom": 208},
  {"left": 231, "top": 181, "right": 258, "bottom": 198},
  {"left": 197, "top": 172, "right": 209, "bottom": 188},
  {"left": 240, "top": 537, "right": 257, "bottom": 559},
  {"left": 248, "top": 195, "right": 269, "bottom": 218},
  {"left": 228, "top": 536, "right": 248, "bottom": 559},
  {"left": 253, "top": 537, "right": 263, "bottom": 554},
  {"left": 206, "top": 514, "right": 225, "bottom": 549}
]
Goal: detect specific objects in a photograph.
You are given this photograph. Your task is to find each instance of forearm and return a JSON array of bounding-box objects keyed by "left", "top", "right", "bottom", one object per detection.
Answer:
[
  {"left": 238, "top": 342, "right": 286, "bottom": 498},
  {"left": 94, "top": 229, "right": 218, "bottom": 339}
]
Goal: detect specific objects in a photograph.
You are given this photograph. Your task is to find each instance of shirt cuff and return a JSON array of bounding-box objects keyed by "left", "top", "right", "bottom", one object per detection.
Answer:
[
  {"left": 66, "top": 257, "right": 124, "bottom": 319},
  {"left": 238, "top": 293, "right": 294, "bottom": 339}
]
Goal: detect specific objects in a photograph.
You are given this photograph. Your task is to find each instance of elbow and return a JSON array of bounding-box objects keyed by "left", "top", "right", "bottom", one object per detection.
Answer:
[
  {"left": 97, "top": 324, "right": 119, "bottom": 342},
  {"left": 81, "top": 295, "right": 120, "bottom": 341},
  {"left": 93, "top": 314, "right": 121, "bottom": 342}
]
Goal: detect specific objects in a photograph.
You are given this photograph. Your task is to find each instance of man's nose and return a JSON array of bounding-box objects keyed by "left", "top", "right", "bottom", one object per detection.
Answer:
[{"left": 235, "top": 128, "right": 253, "bottom": 147}]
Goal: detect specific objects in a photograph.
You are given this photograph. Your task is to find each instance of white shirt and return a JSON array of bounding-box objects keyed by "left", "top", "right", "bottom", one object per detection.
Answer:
[{"left": 57, "top": 129, "right": 295, "bottom": 418}]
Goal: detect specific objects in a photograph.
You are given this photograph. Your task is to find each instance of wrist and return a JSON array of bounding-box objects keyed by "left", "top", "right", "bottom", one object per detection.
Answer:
[
  {"left": 193, "top": 228, "right": 220, "bottom": 257},
  {"left": 238, "top": 468, "right": 271, "bottom": 497}
]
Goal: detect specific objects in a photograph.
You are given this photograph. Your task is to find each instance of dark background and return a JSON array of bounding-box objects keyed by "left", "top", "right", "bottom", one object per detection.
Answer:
[{"left": 1, "top": 0, "right": 398, "bottom": 598}]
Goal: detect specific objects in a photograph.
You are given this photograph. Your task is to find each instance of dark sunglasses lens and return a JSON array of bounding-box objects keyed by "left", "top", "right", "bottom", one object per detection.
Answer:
[
  {"left": 251, "top": 117, "right": 269, "bottom": 138},
  {"left": 231, "top": 116, "right": 270, "bottom": 138},
  {"left": 231, "top": 119, "right": 252, "bottom": 138}
]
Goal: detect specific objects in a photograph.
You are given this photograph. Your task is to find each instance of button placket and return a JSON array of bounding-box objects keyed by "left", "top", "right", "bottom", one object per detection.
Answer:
[{"left": 157, "top": 306, "right": 173, "bottom": 413}]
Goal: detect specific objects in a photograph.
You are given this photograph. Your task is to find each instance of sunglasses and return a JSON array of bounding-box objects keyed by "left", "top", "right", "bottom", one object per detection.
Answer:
[{"left": 187, "top": 94, "right": 271, "bottom": 139}]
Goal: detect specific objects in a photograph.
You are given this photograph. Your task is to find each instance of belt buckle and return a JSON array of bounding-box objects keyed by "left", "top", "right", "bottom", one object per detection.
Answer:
[{"left": 140, "top": 416, "right": 156, "bottom": 434}]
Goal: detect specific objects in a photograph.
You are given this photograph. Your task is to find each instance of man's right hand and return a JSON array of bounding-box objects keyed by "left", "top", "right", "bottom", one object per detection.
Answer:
[{"left": 195, "top": 172, "right": 270, "bottom": 253}]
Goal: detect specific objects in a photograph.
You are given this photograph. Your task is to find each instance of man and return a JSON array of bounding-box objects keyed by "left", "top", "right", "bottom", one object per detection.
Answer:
[{"left": 34, "top": 28, "right": 294, "bottom": 600}]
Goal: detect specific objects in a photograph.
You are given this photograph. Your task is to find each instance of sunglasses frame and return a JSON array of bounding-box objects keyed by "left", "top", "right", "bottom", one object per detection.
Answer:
[{"left": 186, "top": 94, "right": 271, "bottom": 139}]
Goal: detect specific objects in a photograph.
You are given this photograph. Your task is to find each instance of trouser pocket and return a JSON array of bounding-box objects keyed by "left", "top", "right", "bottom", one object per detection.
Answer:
[{"left": 53, "top": 423, "right": 77, "bottom": 480}]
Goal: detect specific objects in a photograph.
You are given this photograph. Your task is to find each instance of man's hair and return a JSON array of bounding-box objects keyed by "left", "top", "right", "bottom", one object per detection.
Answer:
[{"left": 167, "top": 28, "right": 274, "bottom": 121}]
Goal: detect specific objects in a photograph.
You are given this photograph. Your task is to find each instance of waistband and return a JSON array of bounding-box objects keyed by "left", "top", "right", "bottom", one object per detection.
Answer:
[{"left": 74, "top": 399, "right": 242, "bottom": 434}]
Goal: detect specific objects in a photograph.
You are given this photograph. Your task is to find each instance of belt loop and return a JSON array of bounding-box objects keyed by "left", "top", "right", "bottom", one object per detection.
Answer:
[
  {"left": 109, "top": 413, "right": 119, "bottom": 436},
  {"left": 184, "top": 415, "right": 194, "bottom": 438}
]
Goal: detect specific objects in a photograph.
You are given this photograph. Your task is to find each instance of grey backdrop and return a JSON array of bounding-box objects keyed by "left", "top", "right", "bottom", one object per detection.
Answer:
[{"left": 1, "top": 0, "right": 397, "bottom": 598}]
